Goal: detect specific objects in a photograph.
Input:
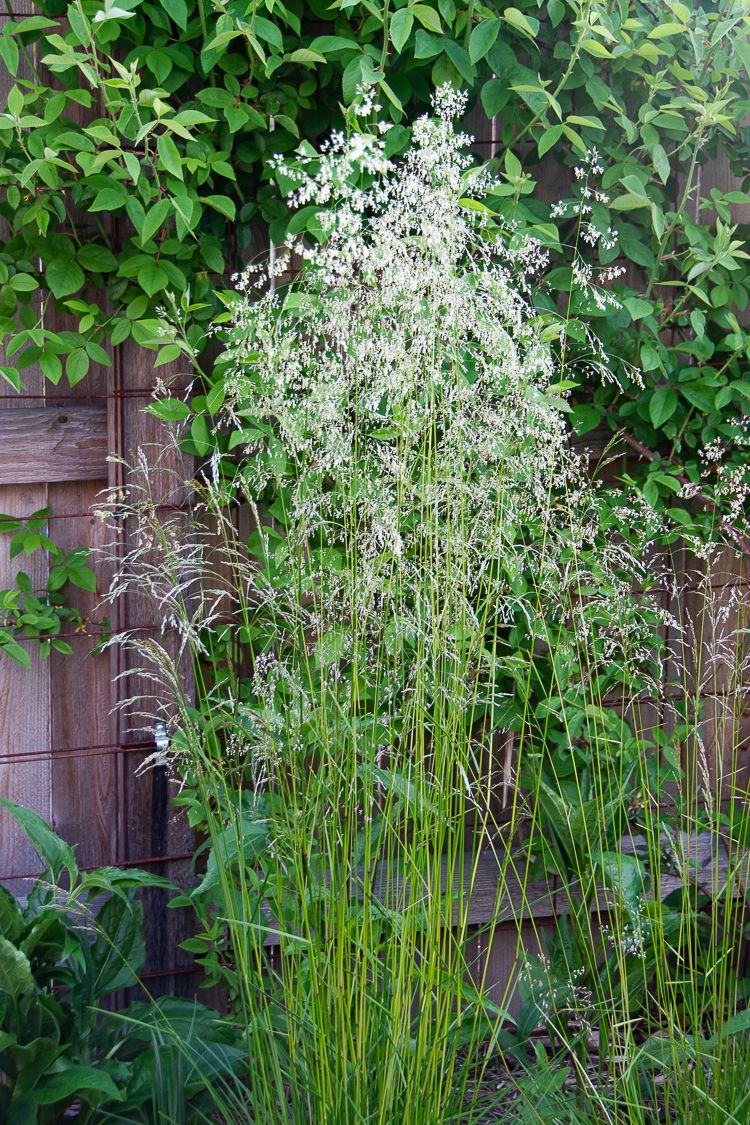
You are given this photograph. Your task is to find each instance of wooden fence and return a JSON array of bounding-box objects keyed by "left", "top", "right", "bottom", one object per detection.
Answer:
[{"left": 1, "top": 86, "right": 749, "bottom": 1006}]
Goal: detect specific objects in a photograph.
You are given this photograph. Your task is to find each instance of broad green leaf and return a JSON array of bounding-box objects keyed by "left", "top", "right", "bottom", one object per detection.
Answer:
[
  {"left": 77, "top": 245, "right": 117, "bottom": 272},
  {"left": 68, "top": 566, "right": 97, "bottom": 593},
  {"left": 0, "top": 887, "right": 22, "bottom": 942},
  {"left": 688, "top": 310, "right": 706, "bottom": 335},
  {"left": 707, "top": 1009, "right": 750, "bottom": 1046},
  {"left": 570, "top": 403, "right": 601, "bottom": 435},
  {"left": 190, "top": 413, "right": 212, "bottom": 455},
  {"left": 610, "top": 192, "right": 650, "bottom": 212},
  {"left": 46, "top": 258, "right": 84, "bottom": 299},
  {"left": 0, "top": 797, "right": 77, "bottom": 881},
  {"left": 6, "top": 84, "right": 23, "bottom": 117},
  {"left": 562, "top": 124, "right": 587, "bottom": 155},
  {"left": 145, "top": 397, "right": 191, "bottom": 421},
  {"left": 0, "top": 628, "right": 29, "bottom": 667},
  {"left": 67, "top": 348, "right": 90, "bottom": 386},
  {"left": 203, "top": 194, "right": 236, "bottom": 220},
  {"left": 0, "top": 936, "right": 33, "bottom": 999},
  {"left": 0, "top": 36, "right": 19, "bottom": 77},
  {"left": 547, "top": 0, "right": 564, "bottom": 27},
  {"left": 681, "top": 382, "right": 715, "bottom": 413},
  {"left": 9, "top": 273, "right": 37, "bottom": 292},
  {"left": 154, "top": 343, "right": 182, "bottom": 366},
  {"left": 194, "top": 808, "right": 270, "bottom": 900},
  {"left": 412, "top": 4, "right": 441, "bottom": 32},
  {"left": 159, "top": 0, "right": 187, "bottom": 30},
  {"left": 567, "top": 114, "right": 604, "bottom": 130},
  {"left": 647, "top": 21, "right": 685, "bottom": 38},
  {"left": 274, "top": 113, "right": 299, "bottom": 138},
  {"left": 308, "top": 34, "right": 359, "bottom": 54},
  {"left": 469, "top": 17, "right": 500, "bottom": 64},
  {"left": 481, "top": 78, "right": 510, "bottom": 118},
  {"left": 652, "top": 142, "right": 670, "bottom": 184},
  {"left": 596, "top": 850, "right": 647, "bottom": 913},
  {"left": 390, "top": 8, "right": 413, "bottom": 53},
  {"left": 581, "top": 37, "right": 611, "bottom": 58},
  {"left": 254, "top": 15, "right": 283, "bottom": 51},
  {"left": 640, "top": 343, "right": 661, "bottom": 372},
  {"left": 140, "top": 198, "right": 171, "bottom": 244},
  {"left": 90, "top": 896, "right": 145, "bottom": 994},
  {"left": 585, "top": 74, "right": 611, "bottom": 108},
  {"left": 625, "top": 297, "right": 654, "bottom": 321},
  {"left": 502, "top": 7, "right": 540, "bottom": 39},
  {"left": 442, "top": 38, "right": 474, "bottom": 84},
  {"left": 42, "top": 353, "right": 62, "bottom": 382},
  {"left": 157, "top": 133, "right": 183, "bottom": 180},
  {"left": 620, "top": 174, "right": 649, "bottom": 198},
  {"left": 538, "top": 124, "right": 562, "bottom": 157},
  {"left": 636, "top": 1033, "right": 698, "bottom": 1071},
  {"left": 33, "top": 1063, "right": 122, "bottom": 1106},
  {"left": 137, "top": 262, "right": 168, "bottom": 296},
  {"left": 287, "top": 47, "right": 326, "bottom": 64},
  {"left": 650, "top": 201, "right": 665, "bottom": 239},
  {"left": 735, "top": 37, "right": 750, "bottom": 78},
  {"left": 89, "top": 187, "right": 127, "bottom": 212},
  {"left": 649, "top": 386, "right": 677, "bottom": 427},
  {"left": 86, "top": 341, "right": 111, "bottom": 366}
]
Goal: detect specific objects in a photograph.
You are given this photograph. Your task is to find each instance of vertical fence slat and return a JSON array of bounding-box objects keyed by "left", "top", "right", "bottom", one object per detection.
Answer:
[
  {"left": 48, "top": 479, "right": 116, "bottom": 869},
  {"left": 0, "top": 0, "right": 51, "bottom": 891},
  {"left": 110, "top": 340, "right": 195, "bottom": 995}
]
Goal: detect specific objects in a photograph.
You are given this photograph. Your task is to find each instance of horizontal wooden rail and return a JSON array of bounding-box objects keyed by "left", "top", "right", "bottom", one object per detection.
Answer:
[
  {"left": 259, "top": 832, "right": 743, "bottom": 946},
  {"left": 0, "top": 404, "right": 108, "bottom": 484}
]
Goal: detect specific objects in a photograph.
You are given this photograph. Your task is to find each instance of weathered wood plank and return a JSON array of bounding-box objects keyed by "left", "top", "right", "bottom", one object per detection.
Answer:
[
  {"left": 0, "top": 405, "right": 108, "bottom": 485},
  {"left": 467, "top": 919, "right": 555, "bottom": 1018},
  {"left": 49, "top": 479, "right": 117, "bottom": 870},
  {"left": 257, "top": 830, "right": 742, "bottom": 948},
  {"left": 0, "top": 481, "right": 51, "bottom": 891},
  {"left": 111, "top": 339, "right": 196, "bottom": 997},
  {"left": 0, "top": 0, "right": 53, "bottom": 893}
]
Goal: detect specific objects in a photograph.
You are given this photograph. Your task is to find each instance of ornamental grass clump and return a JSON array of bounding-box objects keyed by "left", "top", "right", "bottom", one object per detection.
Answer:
[{"left": 106, "top": 91, "right": 669, "bottom": 1122}]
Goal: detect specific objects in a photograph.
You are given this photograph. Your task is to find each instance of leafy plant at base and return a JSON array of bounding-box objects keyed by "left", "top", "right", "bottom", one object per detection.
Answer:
[{"left": 0, "top": 797, "right": 244, "bottom": 1122}]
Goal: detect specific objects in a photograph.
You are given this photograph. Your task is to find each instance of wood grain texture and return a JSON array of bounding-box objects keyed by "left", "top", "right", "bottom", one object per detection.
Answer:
[
  {"left": 0, "top": 485, "right": 51, "bottom": 892},
  {"left": 0, "top": 5, "right": 116, "bottom": 892},
  {"left": 110, "top": 338, "right": 196, "bottom": 996},
  {"left": 467, "top": 919, "right": 555, "bottom": 1018},
  {"left": 49, "top": 479, "right": 116, "bottom": 870},
  {"left": 0, "top": 0, "right": 53, "bottom": 894},
  {"left": 0, "top": 405, "right": 108, "bottom": 485},
  {"left": 257, "top": 831, "right": 739, "bottom": 949}
]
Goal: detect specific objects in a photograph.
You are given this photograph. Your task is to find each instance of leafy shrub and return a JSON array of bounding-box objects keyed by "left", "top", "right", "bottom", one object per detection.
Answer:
[
  {"left": 1, "top": 0, "right": 750, "bottom": 547},
  {"left": 0, "top": 797, "right": 243, "bottom": 1123}
]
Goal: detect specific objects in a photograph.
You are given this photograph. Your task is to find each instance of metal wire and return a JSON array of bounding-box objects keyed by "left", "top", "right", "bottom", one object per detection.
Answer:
[
  {"left": 0, "top": 505, "right": 190, "bottom": 521},
  {"left": 0, "top": 739, "right": 156, "bottom": 767},
  {"left": 1, "top": 851, "right": 195, "bottom": 883},
  {"left": 0, "top": 389, "right": 161, "bottom": 401}
]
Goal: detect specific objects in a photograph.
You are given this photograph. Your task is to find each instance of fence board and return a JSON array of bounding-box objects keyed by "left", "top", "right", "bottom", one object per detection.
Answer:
[
  {"left": 0, "top": 0, "right": 52, "bottom": 891},
  {"left": 110, "top": 338, "right": 195, "bottom": 995},
  {"left": 49, "top": 479, "right": 116, "bottom": 871},
  {"left": 0, "top": 405, "right": 108, "bottom": 485},
  {"left": 0, "top": 483, "right": 51, "bottom": 891}
]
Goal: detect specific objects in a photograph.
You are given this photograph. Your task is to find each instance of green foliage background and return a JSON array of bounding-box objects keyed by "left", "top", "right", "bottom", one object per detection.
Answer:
[{"left": 1, "top": 0, "right": 750, "bottom": 541}]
